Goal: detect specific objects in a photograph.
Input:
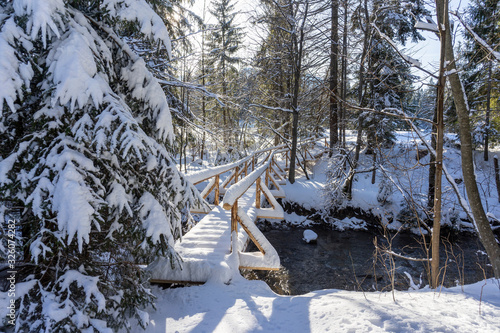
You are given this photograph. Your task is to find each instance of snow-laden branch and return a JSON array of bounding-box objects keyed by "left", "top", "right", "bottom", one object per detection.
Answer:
[
  {"left": 452, "top": 12, "right": 500, "bottom": 62},
  {"left": 249, "top": 115, "right": 291, "bottom": 146},
  {"left": 414, "top": 21, "right": 439, "bottom": 33},
  {"left": 371, "top": 23, "right": 438, "bottom": 79},
  {"left": 249, "top": 103, "right": 293, "bottom": 113},
  {"left": 103, "top": 0, "right": 172, "bottom": 57},
  {"left": 345, "top": 102, "right": 436, "bottom": 126},
  {"left": 157, "top": 79, "right": 224, "bottom": 106}
]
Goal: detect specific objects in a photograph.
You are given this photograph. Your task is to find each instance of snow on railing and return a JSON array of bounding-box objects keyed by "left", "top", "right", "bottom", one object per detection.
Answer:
[
  {"left": 222, "top": 154, "right": 272, "bottom": 210},
  {"left": 186, "top": 155, "right": 253, "bottom": 185},
  {"left": 190, "top": 136, "right": 326, "bottom": 214}
]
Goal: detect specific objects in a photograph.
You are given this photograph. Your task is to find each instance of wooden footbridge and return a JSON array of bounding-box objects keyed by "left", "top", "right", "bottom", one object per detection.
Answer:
[{"left": 148, "top": 137, "right": 327, "bottom": 284}]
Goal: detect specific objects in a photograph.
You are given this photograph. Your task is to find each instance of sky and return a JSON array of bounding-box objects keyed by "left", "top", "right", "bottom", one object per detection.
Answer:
[
  {"left": 406, "top": 0, "right": 471, "bottom": 76},
  {"left": 188, "top": 0, "right": 472, "bottom": 80}
]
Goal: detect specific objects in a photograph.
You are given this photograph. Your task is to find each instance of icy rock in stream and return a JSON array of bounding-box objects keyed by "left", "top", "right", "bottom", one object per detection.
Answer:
[{"left": 303, "top": 229, "right": 318, "bottom": 244}]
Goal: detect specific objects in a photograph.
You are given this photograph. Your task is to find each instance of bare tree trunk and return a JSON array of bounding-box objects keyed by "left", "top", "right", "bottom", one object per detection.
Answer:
[
  {"left": 436, "top": 0, "right": 500, "bottom": 278},
  {"left": 344, "top": 0, "right": 369, "bottom": 198},
  {"left": 288, "top": 1, "right": 309, "bottom": 184},
  {"left": 344, "top": 125, "right": 363, "bottom": 199},
  {"left": 484, "top": 59, "right": 492, "bottom": 162},
  {"left": 428, "top": 99, "right": 437, "bottom": 210},
  {"left": 221, "top": 21, "right": 229, "bottom": 146},
  {"left": 179, "top": 126, "right": 184, "bottom": 171},
  {"left": 431, "top": 5, "right": 447, "bottom": 287},
  {"left": 341, "top": 0, "right": 348, "bottom": 149},
  {"left": 329, "top": 0, "right": 339, "bottom": 150},
  {"left": 371, "top": 152, "right": 376, "bottom": 184},
  {"left": 201, "top": 0, "right": 207, "bottom": 160},
  {"left": 495, "top": 156, "right": 500, "bottom": 203}
]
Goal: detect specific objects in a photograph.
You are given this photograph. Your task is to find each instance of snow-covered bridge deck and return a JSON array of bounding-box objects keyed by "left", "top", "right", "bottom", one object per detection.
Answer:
[
  {"left": 148, "top": 138, "right": 327, "bottom": 284},
  {"left": 148, "top": 184, "right": 282, "bottom": 284}
]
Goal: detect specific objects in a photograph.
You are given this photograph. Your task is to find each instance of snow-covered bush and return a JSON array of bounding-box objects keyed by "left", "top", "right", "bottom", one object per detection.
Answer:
[
  {"left": 0, "top": 1, "right": 201, "bottom": 331},
  {"left": 377, "top": 173, "right": 393, "bottom": 205},
  {"left": 395, "top": 200, "right": 428, "bottom": 230},
  {"left": 323, "top": 154, "right": 349, "bottom": 209}
]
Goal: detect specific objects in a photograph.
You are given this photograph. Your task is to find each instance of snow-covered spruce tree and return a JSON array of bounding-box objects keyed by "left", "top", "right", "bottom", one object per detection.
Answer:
[{"left": 0, "top": 0, "right": 201, "bottom": 331}]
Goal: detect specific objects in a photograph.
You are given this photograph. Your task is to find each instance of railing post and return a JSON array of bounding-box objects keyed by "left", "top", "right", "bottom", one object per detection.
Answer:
[
  {"left": 256, "top": 177, "right": 261, "bottom": 209},
  {"left": 252, "top": 155, "right": 255, "bottom": 171},
  {"left": 265, "top": 168, "right": 269, "bottom": 188},
  {"left": 285, "top": 150, "right": 289, "bottom": 168},
  {"left": 235, "top": 165, "right": 239, "bottom": 183},
  {"left": 214, "top": 174, "right": 220, "bottom": 205},
  {"left": 244, "top": 161, "right": 248, "bottom": 176},
  {"left": 231, "top": 201, "right": 238, "bottom": 238}
]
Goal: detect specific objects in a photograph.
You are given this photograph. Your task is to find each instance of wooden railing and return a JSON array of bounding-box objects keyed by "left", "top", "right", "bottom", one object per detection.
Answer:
[
  {"left": 187, "top": 156, "right": 252, "bottom": 213},
  {"left": 221, "top": 150, "right": 286, "bottom": 269},
  {"left": 185, "top": 136, "right": 327, "bottom": 269},
  {"left": 188, "top": 136, "right": 326, "bottom": 214}
]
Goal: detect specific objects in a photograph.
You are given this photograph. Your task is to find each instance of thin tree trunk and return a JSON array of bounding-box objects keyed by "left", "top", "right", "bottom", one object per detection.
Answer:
[
  {"left": 341, "top": 0, "right": 348, "bottom": 149},
  {"left": 484, "top": 59, "right": 492, "bottom": 162},
  {"left": 344, "top": 125, "right": 363, "bottom": 199},
  {"left": 371, "top": 152, "right": 376, "bottom": 184},
  {"left": 436, "top": 0, "right": 500, "bottom": 278},
  {"left": 428, "top": 97, "right": 437, "bottom": 211},
  {"left": 288, "top": 1, "right": 309, "bottom": 184},
  {"left": 431, "top": 5, "right": 447, "bottom": 287},
  {"left": 222, "top": 18, "right": 228, "bottom": 146},
  {"left": 179, "top": 126, "right": 184, "bottom": 171},
  {"left": 495, "top": 156, "right": 500, "bottom": 203},
  {"left": 344, "top": 0, "right": 369, "bottom": 198},
  {"left": 201, "top": 0, "right": 207, "bottom": 160},
  {"left": 329, "top": 0, "right": 339, "bottom": 150}
]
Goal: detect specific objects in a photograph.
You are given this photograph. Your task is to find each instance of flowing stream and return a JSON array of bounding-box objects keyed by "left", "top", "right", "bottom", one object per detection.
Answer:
[{"left": 242, "top": 224, "right": 493, "bottom": 295}]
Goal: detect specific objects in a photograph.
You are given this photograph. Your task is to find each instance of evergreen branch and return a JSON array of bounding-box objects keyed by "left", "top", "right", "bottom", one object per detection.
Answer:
[
  {"left": 371, "top": 23, "right": 438, "bottom": 79},
  {"left": 452, "top": 11, "right": 500, "bottom": 62}
]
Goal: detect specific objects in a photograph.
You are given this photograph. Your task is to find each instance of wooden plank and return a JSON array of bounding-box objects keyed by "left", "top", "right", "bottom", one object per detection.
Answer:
[
  {"left": 269, "top": 172, "right": 281, "bottom": 191},
  {"left": 256, "top": 214, "right": 285, "bottom": 220},
  {"left": 221, "top": 170, "right": 236, "bottom": 189},
  {"left": 202, "top": 178, "right": 217, "bottom": 200},
  {"left": 214, "top": 174, "right": 220, "bottom": 205},
  {"left": 261, "top": 186, "right": 275, "bottom": 209},
  {"left": 190, "top": 209, "right": 210, "bottom": 214},
  {"left": 239, "top": 266, "right": 280, "bottom": 271},
  {"left": 256, "top": 177, "right": 261, "bottom": 209},
  {"left": 238, "top": 216, "right": 266, "bottom": 254},
  {"left": 231, "top": 203, "right": 238, "bottom": 234}
]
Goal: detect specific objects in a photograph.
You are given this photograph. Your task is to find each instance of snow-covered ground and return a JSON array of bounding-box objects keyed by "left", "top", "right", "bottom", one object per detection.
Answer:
[
  {"left": 282, "top": 130, "right": 500, "bottom": 233},
  {"left": 136, "top": 132, "right": 500, "bottom": 333},
  {"left": 142, "top": 276, "right": 500, "bottom": 332}
]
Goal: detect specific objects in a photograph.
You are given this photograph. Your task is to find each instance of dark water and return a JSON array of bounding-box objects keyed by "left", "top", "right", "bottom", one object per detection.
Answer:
[{"left": 242, "top": 225, "right": 493, "bottom": 295}]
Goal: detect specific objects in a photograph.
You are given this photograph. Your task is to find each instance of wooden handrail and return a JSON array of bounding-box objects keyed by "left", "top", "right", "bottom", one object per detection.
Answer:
[
  {"left": 190, "top": 137, "right": 326, "bottom": 214},
  {"left": 186, "top": 155, "right": 252, "bottom": 185},
  {"left": 187, "top": 136, "right": 324, "bottom": 185},
  {"left": 222, "top": 154, "right": 272, "bottom": 210}
]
